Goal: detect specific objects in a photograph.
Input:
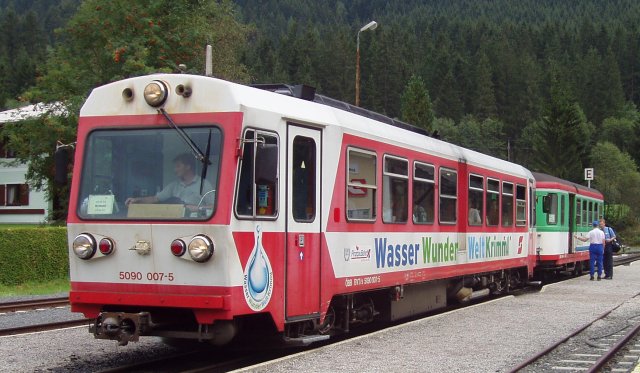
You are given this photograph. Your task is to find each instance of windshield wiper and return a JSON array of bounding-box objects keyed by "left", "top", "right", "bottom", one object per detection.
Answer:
[
  {"left": 200, "top": 129, "right": 212, "bottom": 195},
  {"left": 159, "top": 108, "right": 211, "bottom": 166}
]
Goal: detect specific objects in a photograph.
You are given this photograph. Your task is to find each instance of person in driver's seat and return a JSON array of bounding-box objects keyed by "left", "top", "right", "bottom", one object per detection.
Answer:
[{"left": 125, "top": 153, "right": 214, "bottom": 210}]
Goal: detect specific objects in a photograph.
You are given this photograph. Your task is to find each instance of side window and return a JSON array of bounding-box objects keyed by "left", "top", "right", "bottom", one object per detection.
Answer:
[
  {"left": 413, "top": 162, "right": 435, "bottom": 224},
  {"left": 576, "top": 199, "right": 582, "bottom": 227},
  {"left": 560, "top": 195, "right": 565, "bottom": 226},
  {"left": 516, "top": 184, "right": 526, "bottom": 226},
  {"left": 502, "top": 182, "right": 514, "bottom": 227},
  {"left": 468, "top": 174, "right": 483, "bottom": 226},
  {"left": 235, "top": 130, "right": 279, "bottom": 218},
  {"left": 582, "top": 200, "right": 588, "bottom": 226},
  {"left": 382, "top": 156, "right": 408, "bottom": 223},
  {"left": 547, "top": 193, "right": 558, "bottom": 225},
  {"left": 486, "top": 178, "right": 500, "bottom": 226},
  {"left": 439, "top": 168, "right": 457, "bottom": 224},
  {"left": 292, "top": 136, "right": 316, "bottom": 222},
  {"left": 347, "top": 148, "right": 377, "bottom": 221}
]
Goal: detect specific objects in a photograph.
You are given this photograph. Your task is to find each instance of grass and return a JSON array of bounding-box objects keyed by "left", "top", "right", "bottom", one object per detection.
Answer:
[{"left": 0, "top": 278, "right": 69, "bottom": 298}]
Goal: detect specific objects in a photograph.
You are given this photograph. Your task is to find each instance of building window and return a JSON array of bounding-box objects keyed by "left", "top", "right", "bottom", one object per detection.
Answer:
[
  {"left": 0, "top": 184, "right": 29, "bottom": 206},
  {"left": 413, "top": 162, "right": 434, "bottom": 224},
  {"left": 383, "top": 155, "right": 408, "bottom": 223},
  {"left": 439, "top": 168, "right": 457, "bottom": 224},
  {"left": 346, "top": 148, "right": 376, "bottom": 221}
]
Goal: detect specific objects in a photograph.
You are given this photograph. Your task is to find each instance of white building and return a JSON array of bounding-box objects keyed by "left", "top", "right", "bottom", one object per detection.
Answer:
[{"left": 0, "top": 104, "right": 55, "bottom": 224}]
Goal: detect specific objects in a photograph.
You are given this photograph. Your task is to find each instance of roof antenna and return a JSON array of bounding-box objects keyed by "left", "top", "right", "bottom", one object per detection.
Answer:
[{"left": 205, "top": 45, "right": 213, "bottom": 77}]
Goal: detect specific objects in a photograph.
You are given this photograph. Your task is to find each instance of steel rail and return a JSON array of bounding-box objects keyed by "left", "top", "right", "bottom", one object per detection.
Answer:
[
  {"left": 586, "top": 321, "right": 640, "bottom": 373},
  {"left": 508, "top": 292, "right": 640, "bottom": 373},
  {"left": 0, "top": 296, "right": 69, "bottom": 313},
  {"left": 0, "top": 318, "right": 91, "bottom": 337}
]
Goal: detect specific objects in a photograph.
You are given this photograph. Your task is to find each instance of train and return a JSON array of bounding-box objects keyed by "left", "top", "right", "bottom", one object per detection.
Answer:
[{"left": 60, "top": 73, "right": 603, "bottom": 346}]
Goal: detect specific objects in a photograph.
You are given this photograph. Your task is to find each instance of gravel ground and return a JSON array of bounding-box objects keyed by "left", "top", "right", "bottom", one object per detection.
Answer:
[
  {"left": 0, "top": 327, "right": 179, "bottom": 372},
  {"left": 239, "top": 263, "right": 640, "bottom": 373},
  {"left": 0, "top": 265, "right": 638, "bottom": 372}
]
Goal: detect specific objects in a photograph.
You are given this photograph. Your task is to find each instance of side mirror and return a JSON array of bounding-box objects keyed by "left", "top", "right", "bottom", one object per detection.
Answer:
[
  {"left": 542, "top": 195, "right": 551, "bottom": 213},
  {"left": 54, "top": 147, "right": 69, "bottom": 186}
]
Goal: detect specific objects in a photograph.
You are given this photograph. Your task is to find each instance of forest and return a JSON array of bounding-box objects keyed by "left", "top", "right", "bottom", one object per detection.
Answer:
[{"left": 1, "top": 0, "right": 640, "bottom": 231}]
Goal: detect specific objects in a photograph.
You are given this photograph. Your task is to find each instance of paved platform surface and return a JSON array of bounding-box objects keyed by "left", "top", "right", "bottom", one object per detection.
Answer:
[{"left": 238, "top": 262, "right": 640, "bottom": 373}]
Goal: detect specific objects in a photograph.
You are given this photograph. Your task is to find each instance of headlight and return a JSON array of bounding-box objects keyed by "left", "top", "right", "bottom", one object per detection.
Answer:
[
  {"left": 73, "top": 233, "right": 96, "bottom": 260},
  {"left": 143, "top": 80, "right": 168, "bottom": 107},
  {"left": 188, "top": 235, "right": 214, "bottom": 262}
]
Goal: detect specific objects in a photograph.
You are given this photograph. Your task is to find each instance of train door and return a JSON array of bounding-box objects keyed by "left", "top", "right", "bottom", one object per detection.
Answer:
[
  {"left": 285, "top": 124, "right": 321, "bottom": 319},
  {"left": 568, "top": 193, "right": 576, "bottom": 253}
]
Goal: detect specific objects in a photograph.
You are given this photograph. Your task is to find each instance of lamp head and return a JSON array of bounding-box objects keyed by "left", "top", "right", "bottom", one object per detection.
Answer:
[{"left": 360, "top": 21, "right": 378, "bottom": 32}]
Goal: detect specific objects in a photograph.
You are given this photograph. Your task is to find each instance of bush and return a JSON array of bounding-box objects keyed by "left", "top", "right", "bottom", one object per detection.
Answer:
[{"left": 0, "top": 227, "right": 68, "bottom": 285}]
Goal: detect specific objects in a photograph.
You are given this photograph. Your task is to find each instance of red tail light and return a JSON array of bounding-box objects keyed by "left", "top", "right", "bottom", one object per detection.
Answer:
[
  {"left": 171, "top": 239, "right": 186, "bottom": 257},
  {"left": 99, "top": 238, "right": 114, "bottom": 255}
]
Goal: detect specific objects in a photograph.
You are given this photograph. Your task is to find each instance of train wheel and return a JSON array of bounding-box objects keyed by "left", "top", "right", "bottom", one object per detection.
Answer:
[{"left": 318, "top": 306, "right": 335, "bottom": 335}]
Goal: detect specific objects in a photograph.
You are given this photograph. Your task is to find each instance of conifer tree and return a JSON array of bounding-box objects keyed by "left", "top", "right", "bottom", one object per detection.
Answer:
[{"left": 400, "top": 74, "right": 434, "bottom": 131}]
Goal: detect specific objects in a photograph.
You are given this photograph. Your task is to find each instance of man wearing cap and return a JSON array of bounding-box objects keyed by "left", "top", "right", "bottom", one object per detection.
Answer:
[{"left": 574, "top": 220, "right": 606, "bottom": 281}]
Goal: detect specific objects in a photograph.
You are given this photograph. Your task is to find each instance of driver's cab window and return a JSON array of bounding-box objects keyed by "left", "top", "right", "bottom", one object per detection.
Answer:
[{"left": 235, "top": 129, "right": 279, "bottom": 218}]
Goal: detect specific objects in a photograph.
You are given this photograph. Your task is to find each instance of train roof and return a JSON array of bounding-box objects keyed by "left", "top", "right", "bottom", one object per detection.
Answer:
[
  {"left": 81, "top": 74, "right": 533, "bottom": 180},
  {"left": 532, "top": 172, "right": 603, "bottom": 199}
]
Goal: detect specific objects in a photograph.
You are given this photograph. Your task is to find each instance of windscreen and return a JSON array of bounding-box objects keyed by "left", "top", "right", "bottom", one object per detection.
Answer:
[{"left": 77, "top": 126, "right": 221, "bottom": 220}]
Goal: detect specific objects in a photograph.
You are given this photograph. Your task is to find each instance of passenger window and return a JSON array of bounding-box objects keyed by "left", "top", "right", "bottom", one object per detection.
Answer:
[
  {"left": 576, "top": 200, "right": 582, "bottom": 227},
  {"left": 560, "top": 195, "right": 565, "bottom": 226},
  {"left": 413, "top": 162, "right": 435, "bottom": 224},
  {"left": 235, "top": 130, "right": 278, "bottom": 218},
  {"left": 582, "top": 200, "right": 588, "bottom": 226},
  {"left": 486, "top": 179, "right": 499, "bottom": 226},
  {"left": 547, "top": 193, "right": 558, "bottom": 225},
  {"left": 439, "top": 168, "right": 457, "bottom": 224},
  {"left": 502, "top": 182, "right": 514, "bottom": 227},
  {"left": 383, "top": 156, "right": 408, "bottom": 223},
  {"left": 516, "top": 184, "right": 526, "bottom": 226},
  {"left": 292, "top": 136, "right": 316, "bottom": 222},
  {"left": 346, "top": 148, "right": 377, "bottom": 221},
  {"left": 468, "top": 175, "right": 483, "bottom": 226}
]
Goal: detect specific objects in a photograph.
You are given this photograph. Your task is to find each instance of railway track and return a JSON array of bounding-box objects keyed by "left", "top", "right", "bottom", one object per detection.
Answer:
[
  {"left": 614, "top": 251, "right": 640, "bottom": 266},
  {"left": 0, "top": 318, "right": 92, "bottom": 337},
  {"left": 0, "top": 296, "right": 69, "bottom": 313},
  {"left": 0, "top": 296, "right": 92, "bottom": 337},
  {"left": 510, "top": 293, "right": 640, "bottom": 372}
]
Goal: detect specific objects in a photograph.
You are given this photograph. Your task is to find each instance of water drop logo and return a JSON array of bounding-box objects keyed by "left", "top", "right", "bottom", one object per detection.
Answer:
[{"left": 243, "top": 225, "right": 274, "bottom": 311}]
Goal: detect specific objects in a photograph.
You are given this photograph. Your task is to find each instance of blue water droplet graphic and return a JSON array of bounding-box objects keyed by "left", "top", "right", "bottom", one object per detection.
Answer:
[{"left": 247, "top": 226, "right": 270, "bottom": 301}]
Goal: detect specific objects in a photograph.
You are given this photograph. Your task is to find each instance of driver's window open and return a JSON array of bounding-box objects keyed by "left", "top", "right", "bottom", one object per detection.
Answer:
[{"left": 235, "top": 129, "right": 279, "bottom": 219}]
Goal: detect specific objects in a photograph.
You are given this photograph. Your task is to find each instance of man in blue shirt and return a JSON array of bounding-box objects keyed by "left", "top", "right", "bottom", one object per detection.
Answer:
[{"left": 599, "top": 218, "right": 616, "bottom": 280}]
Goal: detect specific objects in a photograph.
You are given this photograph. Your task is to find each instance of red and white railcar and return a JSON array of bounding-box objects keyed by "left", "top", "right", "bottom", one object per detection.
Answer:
[{"left": 67, "top": 74, "right": 536, "bottom": 345}]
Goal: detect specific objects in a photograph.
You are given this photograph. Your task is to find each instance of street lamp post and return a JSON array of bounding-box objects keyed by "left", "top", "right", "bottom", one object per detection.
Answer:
[{"left": 355, "top": 20, "right": 377, "bottom": 107}]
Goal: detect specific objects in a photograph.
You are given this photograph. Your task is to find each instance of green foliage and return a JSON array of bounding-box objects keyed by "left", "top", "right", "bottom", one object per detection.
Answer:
[
  {"left": 432, "top": 115, "right": 506, "bottom": 159},
  {"left": 520, "top": 79, "right": 593, "bottom": 180},
  {"left": 400, "top": 74, "right": 434, "bottom": 131},
  {"left": 2, "top": 0, "right": 252, "bottom": 221},
  {"left": 28, "top": 0, "right": 250, "bottom": 103},
  {"left": 591, "top": 142, "right": 640, "bottom": 219},
  {"left": 0, "top": 227, "right": 68, "bottom": 285}
]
